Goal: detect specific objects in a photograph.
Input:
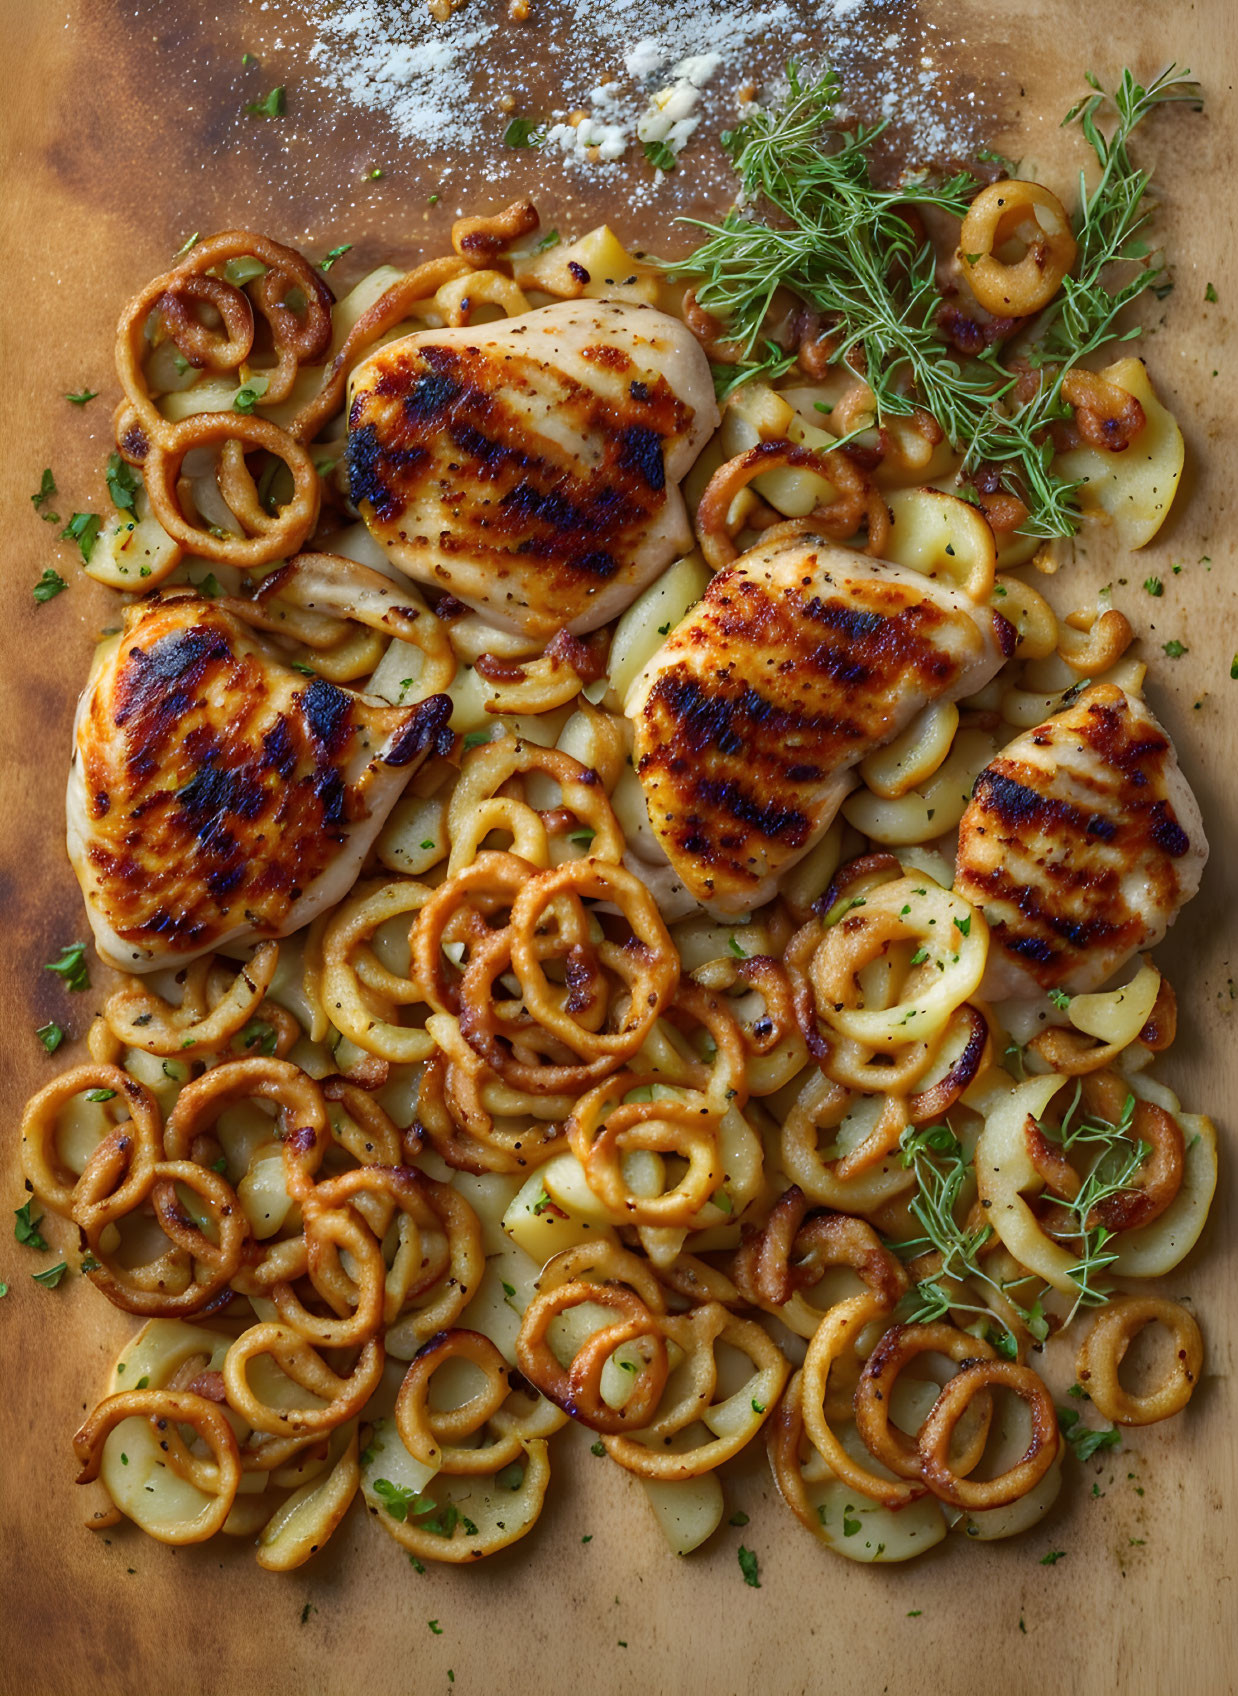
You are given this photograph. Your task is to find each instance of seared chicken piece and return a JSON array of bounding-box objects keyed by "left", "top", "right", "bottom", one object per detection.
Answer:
[
  {"left": 954, "top": 683, "right": 1207, "bottom": 998},
  {"left": 627, "top": 528, "right": 1014, "bottom": 914},
  {"left": 346, "top": 299, "right": 717, "bottom": 642},
  {"left": 68, "top": 594, "right": 453, "bottom": 971}
]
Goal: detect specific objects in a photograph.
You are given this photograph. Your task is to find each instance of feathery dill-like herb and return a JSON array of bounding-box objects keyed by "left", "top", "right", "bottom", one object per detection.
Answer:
[{"left": 676, "top": 63, "right": 1200, "bottom": 537}]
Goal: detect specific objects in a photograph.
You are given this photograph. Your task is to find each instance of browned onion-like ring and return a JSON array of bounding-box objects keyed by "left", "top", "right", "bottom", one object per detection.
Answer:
[
  {"left": 75, "top": 1153, "right": 249, "bottom": 1317},
  {"left": 1028, "top": 1071, "right": 1184, "bottom": 1236},
  {"left": 917, "top": 1360, "right": 1059, "bottom": 1509},
  {"left": 223, "top": 1323, "right": 384, "bottom": 1437},
  {"left": 73, "top": 1390, "right": 242, "bottom": 1542},
  {"left": 1076, "top": 1296, "right": 1204, "bottom": 1425},
  {"left": 507, "top": 859, "right": 678, "bottom": 1062},
  {"left": 516, "top": 1279, "right": 668, "bottom": 1433},
  {"left": 115, "top": 229, "right": 334, "bottom": 434},
  {"left": 164, "top": 1058, "right": 331, "bottom": 1203},
  {"left": 156, "top": 272, "right": 255, "bottom": 372},
  {"left": 395, "top": 1329, "right": 526, "bottom": 1474},
  {"left": 853, "top": 1322, "right": 996, "bottom": 1483},
  {"left": 141, "top": 410, "right": 320, "bottom": 568},
  {"left": 733, "top": 1189, "right": 909, "bottom": 1313},
  {"left": 695, "top": 440, "right": 879, "bottom": 568},
  {"left": 21, "top": 1064, "right": 164, "bottom": 1221}
]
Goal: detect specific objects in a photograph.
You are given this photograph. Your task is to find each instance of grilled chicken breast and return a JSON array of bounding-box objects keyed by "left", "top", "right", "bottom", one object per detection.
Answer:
[
  {"left": 627, "top": 527, "right": 1014, "bottom": 914},
  {"left": 954, "top": 683, "right": 1207, "bottom": 998},
  {"left": 68, "top": 594, "right": 453, "bottom": 971},
  {"left": 346, "top": 299, "right": 718, "bottom": 642}
]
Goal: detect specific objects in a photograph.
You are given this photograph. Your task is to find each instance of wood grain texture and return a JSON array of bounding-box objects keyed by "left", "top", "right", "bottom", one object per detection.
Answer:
[{"left": 0, "top": 4, "right": 1233, "bottom": 1693}]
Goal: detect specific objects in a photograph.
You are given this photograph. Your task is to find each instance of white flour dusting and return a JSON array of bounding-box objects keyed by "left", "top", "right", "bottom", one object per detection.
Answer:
[{"left": 304, "top": 1, "right": 991, "bottom": 204}]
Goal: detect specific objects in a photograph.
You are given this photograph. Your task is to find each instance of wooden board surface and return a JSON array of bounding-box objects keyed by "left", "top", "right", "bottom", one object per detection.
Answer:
[{"left": 1, "top": 4, "right": 1234, "bottom": 1693}]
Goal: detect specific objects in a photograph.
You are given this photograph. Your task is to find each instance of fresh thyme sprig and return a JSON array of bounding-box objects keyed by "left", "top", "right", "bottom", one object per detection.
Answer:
[
  {"left": 895, "top": 1122, "right": 1043, "bottom": 1353},
  {"left": 1032, "top": 1082, "right": 1151, "bottom": 1321},
  {"left": 894, "top": 1089, "right": 1149, "bottom": 1345},
  {"left": 676, "top": 62, "right": 1200, "bottom": 537}
]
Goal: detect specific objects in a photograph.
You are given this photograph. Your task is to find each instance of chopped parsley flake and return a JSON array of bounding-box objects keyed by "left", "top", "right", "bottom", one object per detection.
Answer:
[
  {"left": 45, "top": 941, "right": 90, "bottom": 992},
  {"left": 32, "top": 1262, "right": 68, "bottom": 1288},
  {"left": 245, "top": 86, "right": 285, "bottom": 118},
  {"left": 33, "top": 568, "right": 67, "bottom": 604},
  {"left": 737, "top": 1545, "right": 761, "bottom": 1587},
  {"left": 1162, "top": 639, "right": 1187, "bottom": 659},
  {"left": 60, "top": 512, "right": 102, "bottom": 563},
  {"left": 503, "top": 118, "right": 545, "bottom": 148},
  {"left": 106, "top": 452, "right": 139, "bottom": 517},
  {"left": 320, "top": 244, "right": 353, "bottom": 271},
  {"left": 66, "top": 389, "right": 99, "bottom": 406}
]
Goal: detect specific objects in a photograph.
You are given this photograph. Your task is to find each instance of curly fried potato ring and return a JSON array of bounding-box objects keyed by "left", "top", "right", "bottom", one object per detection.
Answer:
[
  {"left": 733, "top": 1190, "right": 909, "bottom": 1337},
  {"left": 801, "top": 1294, "right": 926, "bottom": 1509},
  {"left": 853, "top": 1322, "right": 996, "bottom": 1482},
  {"left": 957, "top": 181, "right": 1076, "bottom": 316},
  {"left": 223, "top": 1324, "right": 384, "bottom": 1437},
  {"left": 410, "top": 851, "right": 534, "bottom": 1017},
  {"left": 696, "top": 441, "right": 881, "bottom": 568},
  {"left": 306, "top": 1163, "right": 484, "bottom": 1343},
  {"left": 270, "top": 1205, "right": 387, "bottom": 1348},
  {"left": 917, "top": 1360, "right": 1059, "bottom": 1509},
  {"left": 75, "top": 1154, "right": 248, "bottom": 1316},
  {"left": 115, "top": 230, "right": 331, "bottom": 431},
  {"left": 799, "top": 876, "right": 988, "bottom": 1049},
  {"left": 141, "top": 411, "right": 319, "bottom": 567},
  {"left": 688, "top": 955, "right": 808, "bottom": 1097},
  {"left": 320, "top": 878, "right": 438, "bottom": 1064},
  {"left": 446, "top": 740, "right": 625, "bottom": 874},
  {"left": 567, "top": 1074, "right": 720, "bottom": 1227},
  {"left": 395, "top": 1329, "right": 527, "bottom": 1474},
  {"left": 516, "top": 1279, "right": 669, "bottom": 1433},
  {"left": 74, "top": 1390, "right": 242, "bottom": 1543},
  {"left": 779, "top": 1070, "right": 917, "bottom": 1214},
  {"left": 164, "top": 1058, "right": 332, "bottom": 1203},
  {"left": 1077, "top": 1296, "right": 1204, "bottom": 1425},
  {"left": 1029, "top": 1071, "right": 1184, "bottom": 1237},
  {"left": 507, "top": 859, "right": 678, "bottom": 1060},
  {"left": 602, "top": 1306, "right": 789, "bottom": 1480},
  {"left": 21, "top": 1064, "right": 164, "bottom": 1218},
  {"left": 103, "top": 943, "right": 279, "bottom": 1057}
]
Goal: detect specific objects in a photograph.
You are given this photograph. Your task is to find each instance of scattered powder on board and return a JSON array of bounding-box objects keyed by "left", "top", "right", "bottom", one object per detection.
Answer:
[{"left": 304, "top": 0, "right": 992, "bottom": 205}]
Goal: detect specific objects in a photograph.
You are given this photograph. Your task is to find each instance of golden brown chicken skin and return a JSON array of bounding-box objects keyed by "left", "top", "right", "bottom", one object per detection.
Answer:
[
  {"left": 68, "top": 594, "right": 452, "bottom": 970},
  {"left": 627, "top": 529, "right": 1013, "bottom": 914},
  {"left": 346, "top": 300, "right": 717, "bottom": 641},
  {"left": 954, "top": 683, "right": 1207, "bottom": 998}
]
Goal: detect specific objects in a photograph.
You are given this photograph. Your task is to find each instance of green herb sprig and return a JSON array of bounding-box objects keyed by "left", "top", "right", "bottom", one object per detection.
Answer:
[{"left": 675, "top": 63, "right": 1200, "bottom": 537}]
